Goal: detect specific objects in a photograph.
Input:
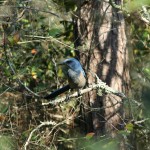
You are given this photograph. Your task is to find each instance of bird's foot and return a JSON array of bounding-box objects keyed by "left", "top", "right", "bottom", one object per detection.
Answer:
[
  {"left": 66, "top": 93, "right": 70, "bottom": 101},
  {"left": 77, "top": 89, "right": 81, "bottom": 97}
]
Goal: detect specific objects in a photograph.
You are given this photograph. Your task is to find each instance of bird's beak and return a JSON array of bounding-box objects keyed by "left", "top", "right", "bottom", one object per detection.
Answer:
[{"left": 58, "top": 61, "right": 65, "bottom": 65}]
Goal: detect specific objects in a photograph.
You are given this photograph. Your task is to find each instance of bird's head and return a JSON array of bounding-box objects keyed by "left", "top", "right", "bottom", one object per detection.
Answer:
[{"left": 59, "top": 58, "right": 85, "bottom": 76}]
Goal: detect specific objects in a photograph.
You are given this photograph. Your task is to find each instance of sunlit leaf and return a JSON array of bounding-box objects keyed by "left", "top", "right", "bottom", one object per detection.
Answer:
[
  {"left": 126, "top": 123, "right": 134, "bottom": 132},
  {"left": 31, "top": 49, "right": 38, "bottom": 54},
  {"left": 31, "top": 71, "right": 37, "bottom": 79},
  {"left": 85, "top": 132, "right": 95, "bottom": 139},
  {"left": 13, "top": 32, "right": 20, "bottom": 43},
  {"left": 21, "top": 18, "right": 29, "bottom": 23},
  {"left": 133, "top": 49, "right": 139, "bottom": 55},
  {"left": 0, "top": 114, "right": 6, "bottom": 122},
  {"left": 144, "top": 68, "right": 150, "bottom": 75}
]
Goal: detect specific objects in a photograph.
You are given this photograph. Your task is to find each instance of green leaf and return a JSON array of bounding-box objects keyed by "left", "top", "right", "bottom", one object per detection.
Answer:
[
  {"left": 21, "top": 19, "right": 29, "bottom": 23},
  {"left": 144, "top": 68, "right": 150, "bottom": 75},
  {"left": 126, "top": 123, "right": 134, "bottom": 131},
  {"left": 49, "top": 28, "right": 62, "bottom": 37},
  {"left": 0, "top": 102, "right": 9, "bottom": 114}
]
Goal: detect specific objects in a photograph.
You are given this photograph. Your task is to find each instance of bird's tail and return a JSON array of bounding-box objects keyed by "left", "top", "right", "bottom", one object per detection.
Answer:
[{"left": 44, "top": 84, "right": 70, "bottom": 99}]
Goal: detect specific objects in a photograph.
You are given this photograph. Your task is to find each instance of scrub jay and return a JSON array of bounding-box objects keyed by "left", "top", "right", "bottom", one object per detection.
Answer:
[{"left": 44, "top": 58, "right": 86, "bottom": 99}]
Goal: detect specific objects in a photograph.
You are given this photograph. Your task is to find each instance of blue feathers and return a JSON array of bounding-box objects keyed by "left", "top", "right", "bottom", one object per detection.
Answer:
[{"left": 62, "top": 58, "right": 86, "bottom": 77}]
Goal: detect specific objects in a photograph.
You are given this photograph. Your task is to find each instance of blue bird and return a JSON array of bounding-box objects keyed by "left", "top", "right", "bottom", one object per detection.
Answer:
[{"left": 44, "top": 58, "right": 86, "bottom": 99}]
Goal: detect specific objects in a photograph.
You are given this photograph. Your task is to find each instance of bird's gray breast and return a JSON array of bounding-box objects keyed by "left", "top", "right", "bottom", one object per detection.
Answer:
[{"left": 67, "top": 69, "right": 86, "bottom": 89}]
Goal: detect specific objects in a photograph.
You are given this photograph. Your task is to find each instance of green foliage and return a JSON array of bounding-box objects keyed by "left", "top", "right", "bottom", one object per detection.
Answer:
[
  {"left": 0, "top": 0, "right": 75, "bottom": 94},
  {"left": 128, "top": 3, "right": 150, "bottom": 91},
  {"left": 0, "top": 136, "right": 17, "bottom": 150},
  {"left": 0, "top": 102, "right": 9, "bottom": 114},
  {"left": 126, "top": 123, "right": 134, "bottom": 132},
  {"left": 52, "top": 0, "right": 76, "bottom": 12},
  {"left": 77, "top": 135, "right": 119, "bottom": 150},
  {"left": 0, "top": 0, "right": 149, "bottom": 149},
  {"left": 0, "top": 0, "right": 75, "bottom": 149},
  {"left": 125, "top": 0, "right": 150, "bottom": 12},
  {"left": 123, "top": 0, "right": 150, "bottom": 149}
]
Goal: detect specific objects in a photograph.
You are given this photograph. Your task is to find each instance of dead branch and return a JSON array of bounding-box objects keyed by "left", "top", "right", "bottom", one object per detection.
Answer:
[
  {"left": 42, "top": 77, "right": 126, "bottom": 106},
  {"left": 23, "top": 121, "right": 57, "bottom": 150}
]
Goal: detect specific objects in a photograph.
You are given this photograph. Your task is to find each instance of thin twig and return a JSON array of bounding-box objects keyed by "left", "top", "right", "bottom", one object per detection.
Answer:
[
  {"left": 0, "top": 5, "right": 60, "bottom": 18},
  {"left": 23, "top": 121, "right": 57, "bottom": 150},
  {"left": 23, "top": 35, "right": 74, "bottom": 50},
  {"left": 0, "top": 87, "right": 10, "bottom": 96},
  {"left": 3, "top": 31, "right": 40, "bottom": 97},
  {"left": 134, "top": 118, "right": 149, "bottom": 124}
]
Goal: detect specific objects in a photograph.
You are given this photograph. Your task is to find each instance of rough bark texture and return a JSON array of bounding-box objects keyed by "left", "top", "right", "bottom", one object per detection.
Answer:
[{"left": 74, "top": 0, "right": 130, "bottom": 137}]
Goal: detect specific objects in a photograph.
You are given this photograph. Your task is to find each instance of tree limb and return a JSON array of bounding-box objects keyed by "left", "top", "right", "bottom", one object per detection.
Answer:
[
  {"left": 42, "top": 77, "right": 126, "bottom": 106},
  {"left": 23, "top": 121, "right": 57, "bottom": 150}
]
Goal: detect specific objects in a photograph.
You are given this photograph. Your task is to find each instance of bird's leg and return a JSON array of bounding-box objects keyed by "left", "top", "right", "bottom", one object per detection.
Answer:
[
  {"left": 66, "top": 89, "right": 71, "bottom": 101},
  {"left": 77, "top": 89, "right": 81, "bottom": 97}
]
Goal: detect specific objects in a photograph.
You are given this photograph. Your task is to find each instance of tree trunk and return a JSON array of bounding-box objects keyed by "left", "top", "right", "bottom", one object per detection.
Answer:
[{"left": 74, "top": 0, "right": 130, "bottom": 138}]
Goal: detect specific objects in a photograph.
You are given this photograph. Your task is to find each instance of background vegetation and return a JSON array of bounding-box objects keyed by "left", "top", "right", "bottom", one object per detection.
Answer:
[{"left": 0, "top": 0, "right": 149, "bottom": 149}]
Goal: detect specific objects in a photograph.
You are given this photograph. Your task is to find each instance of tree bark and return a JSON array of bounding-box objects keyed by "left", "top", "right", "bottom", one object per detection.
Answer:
[{"left": 74, "top": 0, "right": 130, "bottom": 138}]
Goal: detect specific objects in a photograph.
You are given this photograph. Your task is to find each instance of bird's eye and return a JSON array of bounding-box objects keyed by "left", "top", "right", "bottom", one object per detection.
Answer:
[{"left": 66, "top": 60, "right": 72, "bottom": 64}]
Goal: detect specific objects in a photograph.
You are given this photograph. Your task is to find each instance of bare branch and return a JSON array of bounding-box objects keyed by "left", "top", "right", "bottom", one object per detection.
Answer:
[
  {"left": 42, "top": 77, "right": 126, "bottom": 106},
  {"left": 42, "top": 72, "right": 141, "bottom": 107},
  {"left": 23, "top": 121, "right": 57, "bottom": 150},
  {"left": 23, "top": 35, "right": 74, "bottom": 50}
]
